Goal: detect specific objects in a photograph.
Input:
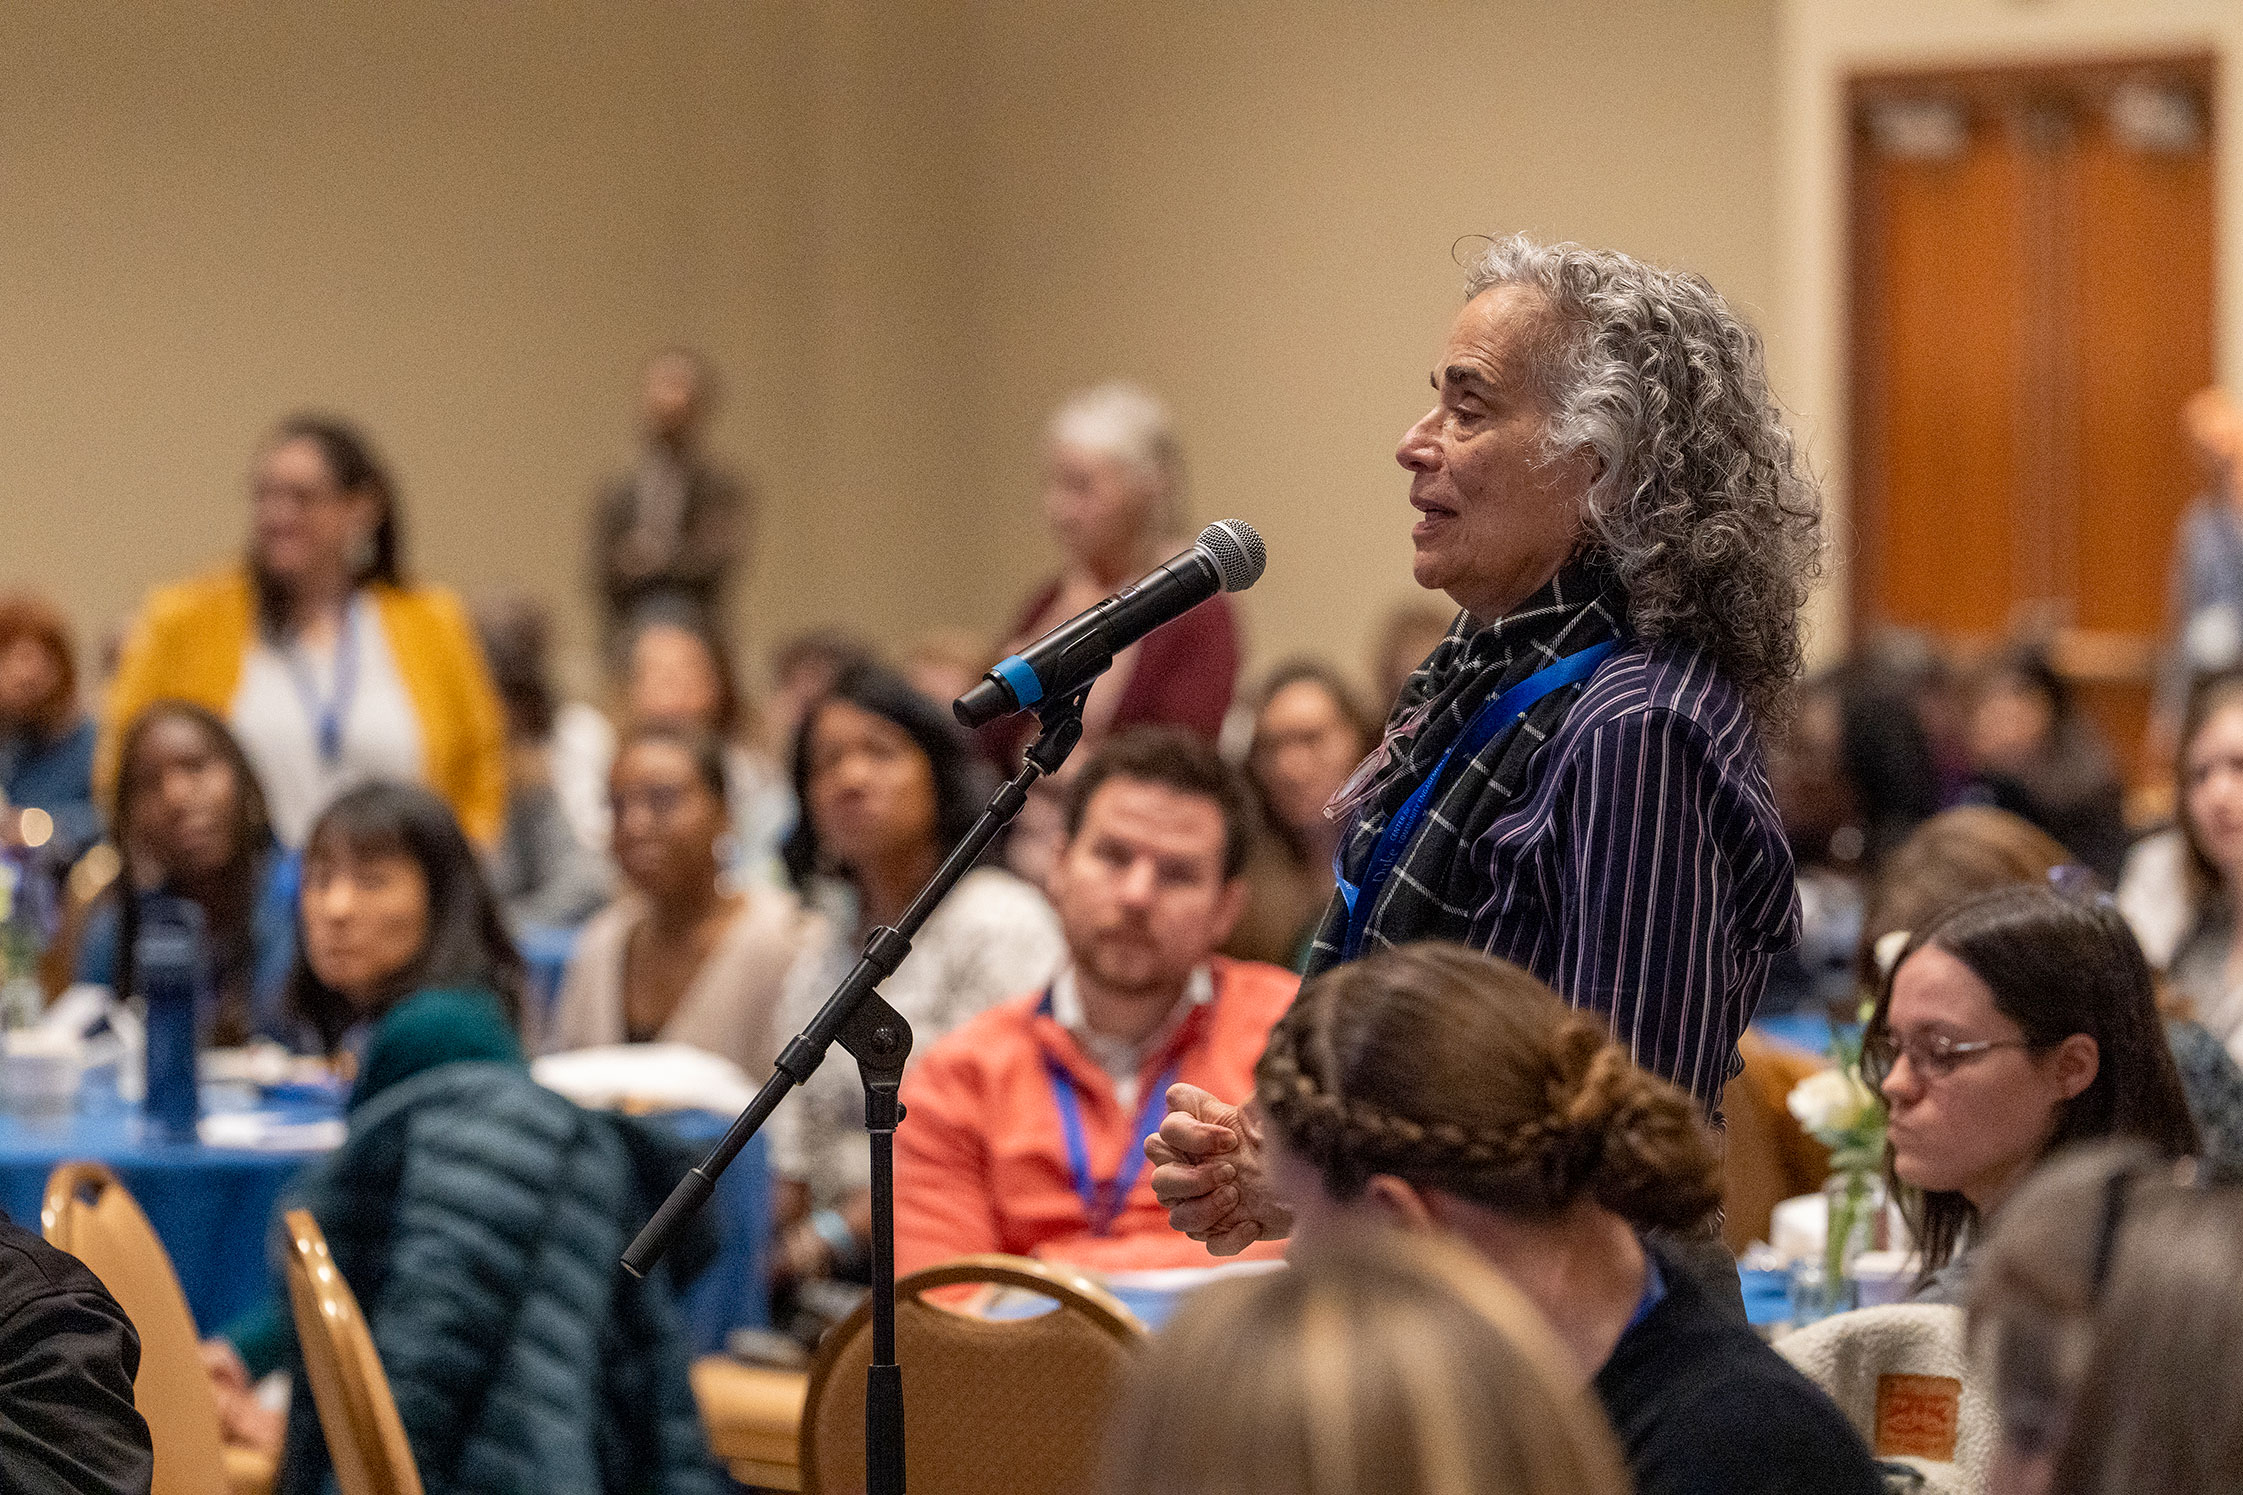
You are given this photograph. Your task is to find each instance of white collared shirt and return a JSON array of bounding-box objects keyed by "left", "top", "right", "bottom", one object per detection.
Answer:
[{"left": 1049, "top": 965, "right": 1214, "bottom": 1112}]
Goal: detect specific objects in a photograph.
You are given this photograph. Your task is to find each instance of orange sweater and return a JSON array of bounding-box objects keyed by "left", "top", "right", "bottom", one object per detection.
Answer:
[
  {"left": 895, "top": 956, "right": 1297, "bottom": 1276},
  {"left": 99, "top": 569, "right": 506, "bottom": 843}
]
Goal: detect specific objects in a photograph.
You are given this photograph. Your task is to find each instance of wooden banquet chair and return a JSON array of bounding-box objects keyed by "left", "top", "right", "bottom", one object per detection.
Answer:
[
  {"left": 281, "top": 1209, "right": 424, "bottom": 1495},
  {"left": 798, "top": 1254, "right": 1146, "bottom": 1495},
  {"left": 41, "top": 1160, "right": 261, "bottom": 1495}
]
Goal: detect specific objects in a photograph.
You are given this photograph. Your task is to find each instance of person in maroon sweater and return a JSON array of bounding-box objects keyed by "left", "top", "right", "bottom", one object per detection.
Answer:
[{"left": 988, "top": 382, "right": 1240, "bottom": 764}]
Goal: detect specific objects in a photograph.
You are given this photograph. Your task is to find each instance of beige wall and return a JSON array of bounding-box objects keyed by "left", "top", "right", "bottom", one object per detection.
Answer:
[{"left": 1, "top": 2, "right": 1787, "bottom": 704}]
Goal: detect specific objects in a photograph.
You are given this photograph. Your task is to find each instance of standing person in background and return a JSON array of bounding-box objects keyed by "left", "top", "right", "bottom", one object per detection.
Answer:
[
  {"left": 550, "top": 726, "right": 805, "bottom": 1073},
  {"left": 1225, "top": 661, "right": 1378, "bottom": 970},
  {"left": 590, "top": 348, "right": 749, "bottom": 644},
  {"left": 766, "top": 665, "right": 1063, "bottom": 1327},
  {"left": 0, "top": 594, "right": 99, "bottom": 871},
  {"left": 993, "top": 382, "right": 1239, "bottom": 758},
  {"left": 70, "top": 703, "right": 305, "bottom": 1048},
  {"left": 470, "top": 594, "right": 610, "bottom": 931},
  {"left": 2151, "top": 386, "right": 2243, "bottom": 761},
  {"left": 100, "top": 415, "right": 505, "bottom": 847}
]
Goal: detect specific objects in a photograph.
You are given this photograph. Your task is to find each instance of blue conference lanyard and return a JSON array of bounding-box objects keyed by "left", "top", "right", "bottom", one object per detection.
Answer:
[
  {"left": 288, "top": 599, "right": 363, "bottom": 767},
  {"left": 1040, "top": 991, "right": 1180, "bottom": 1235},
  {"left": 1624, "top": 1246, "right": 1667, "bottom": 1336},
  {"left": 1334, "top": 638, "right": 1618, "bottom": 960}
]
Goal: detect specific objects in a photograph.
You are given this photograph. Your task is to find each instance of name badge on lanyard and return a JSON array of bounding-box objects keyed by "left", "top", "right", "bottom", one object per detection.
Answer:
[
  {"left": 1333, "top": 638, "right": 1616, "bottom": 961},
  {"left": 288, "top": 600, "right": 363, "bottom": 768}
]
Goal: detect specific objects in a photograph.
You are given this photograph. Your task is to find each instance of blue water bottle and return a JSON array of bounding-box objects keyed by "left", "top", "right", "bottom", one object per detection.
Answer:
[{"left": 136, "top": 895, "right": 206, "bottom": 1144}]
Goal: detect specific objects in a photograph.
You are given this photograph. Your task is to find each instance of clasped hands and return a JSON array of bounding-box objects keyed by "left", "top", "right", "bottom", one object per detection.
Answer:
[{"left": 1143, "top": 1082, "right": 1294, "bottom": 1255}]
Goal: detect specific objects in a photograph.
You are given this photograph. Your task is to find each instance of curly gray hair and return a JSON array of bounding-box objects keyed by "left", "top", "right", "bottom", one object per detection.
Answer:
[{"left": 1463, "top": 235, "right": 1823, "bottom": 719}]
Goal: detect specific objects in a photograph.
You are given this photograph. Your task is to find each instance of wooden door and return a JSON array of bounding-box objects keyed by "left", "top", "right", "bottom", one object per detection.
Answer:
[{"left": 1849, "top": 58, "right": 2217, "bottom": 790}]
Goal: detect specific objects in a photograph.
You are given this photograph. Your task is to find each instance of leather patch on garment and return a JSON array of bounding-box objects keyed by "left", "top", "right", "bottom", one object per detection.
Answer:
[{"left": 1874, "top": 1373, "right": 1961, "bottom": 1461}]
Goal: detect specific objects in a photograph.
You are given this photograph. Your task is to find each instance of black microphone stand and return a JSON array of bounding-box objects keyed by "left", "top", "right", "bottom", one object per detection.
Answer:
[{"left": 622, "top": 686, "right": 1092, "bottom": 1495}]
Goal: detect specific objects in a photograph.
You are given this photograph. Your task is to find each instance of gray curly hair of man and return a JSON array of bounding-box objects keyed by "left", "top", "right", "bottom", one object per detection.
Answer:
[{"left": 1464, "top": 235, "right": 1823, "bottom": 719}]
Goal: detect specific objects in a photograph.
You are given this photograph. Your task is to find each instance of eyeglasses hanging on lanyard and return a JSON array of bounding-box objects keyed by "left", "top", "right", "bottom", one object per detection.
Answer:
[{"left": 288, "top": 601, "right": 362, "bottom": 768}]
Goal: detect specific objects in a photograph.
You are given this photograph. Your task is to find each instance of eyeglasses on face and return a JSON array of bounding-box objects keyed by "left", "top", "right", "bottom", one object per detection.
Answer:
[{"left": 1860, "top": 1029, "right": 2034, "bottom": 1087}]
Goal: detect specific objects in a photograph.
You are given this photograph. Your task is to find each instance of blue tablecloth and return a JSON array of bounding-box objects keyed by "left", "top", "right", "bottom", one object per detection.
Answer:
[
  {"left": 0, "top": 1099, "right": 769, "bottom": 1352},
  {"left": 1751, "top": 1011, "right": 1837, "bottom": 1058}
]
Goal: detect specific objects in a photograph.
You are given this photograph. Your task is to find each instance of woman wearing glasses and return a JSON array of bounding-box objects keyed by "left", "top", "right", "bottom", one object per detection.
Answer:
[{"left": 1865, "top": 884, "right": 2200, "bottom": 1303}]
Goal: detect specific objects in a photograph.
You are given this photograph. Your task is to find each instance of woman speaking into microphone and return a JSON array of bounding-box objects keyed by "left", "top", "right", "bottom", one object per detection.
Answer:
[{"left": 1150, "top": 236, "right": 1824, "bottom": 1292}]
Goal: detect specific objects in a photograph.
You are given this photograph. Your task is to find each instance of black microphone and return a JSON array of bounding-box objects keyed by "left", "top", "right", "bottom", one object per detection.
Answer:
[{"left": 954, "top": 519, "right": 1266, "bottom": 729}]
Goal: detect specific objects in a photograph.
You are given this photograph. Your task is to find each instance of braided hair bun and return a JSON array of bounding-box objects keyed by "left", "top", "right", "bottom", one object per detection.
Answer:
[{"left": 1256, "top": 943, "right": 1720, "bottom": 1232}]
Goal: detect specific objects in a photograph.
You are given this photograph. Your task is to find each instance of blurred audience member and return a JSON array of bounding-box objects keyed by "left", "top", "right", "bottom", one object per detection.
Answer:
[
  {"left": 1185, "top": 943, "right": 1879, "bottom": 1495},
  {"left": 101, "top": 415, "right": 505, "bottom": 846},
  {"left": 1864, "top": 886, "right": 2199, "bottom": 1305},
  {"left": 1225, "top": 660, "right": 1377, "bottom": 970},
  {"left": 1835, "top": 649, "right": 1949, "bottom": 868},
  {"left": 2152, "top": 386, "right": 2243, "bottom": 754},
  {"left": 591, "top": 348, "right": 748, "bottom": 643},
  {"left": 991, "top": 383, "right": 1237, "bottom": 761},
  {"left": 1761, "top": 670, "right": 1865, "bottom": 1011},
  {"left": 72, "top": 703, "right": 304, "bottom": 1048},
  {"left": 551, "top": 726, "right": 805, "bottom": 1072},
  {"left": 1100, "top": 1227, "right": 1630, "bottom": 1495},
  {"left": 471, "top": 594, "right": 610, "bottom": 931},
  {"left": 1865, "top": 807, "right": 2243, "bottom": 1180},
  {"left": 896, "top": 728, "right": 1294, "bottom": 1274},
  {"left": 1367, "top": 597, "right": 1453, "bottom": 719},
  {"left": 763, "top": 628, "right": 875, "bottom": 761},
  {"left": 0, "top": 593, "right": 99, "bottom": 869},
  {"left": 1970, "top": 1140, "right": 2243, "bottom": 1495},
  {"left": 0, "top": 1215, "right": 154, "bottom": 1495},
  {"left": 1963, "top": 644, "right": 2128, "bottom": 881},
  {"left": 769, "top": 665, "right": 1062, "bottom": 1313},
  {"left": 2133, "top": 669, "right": 2243, "bottom": 1062},
  {"left": 206, "top": 782, "right": 720, "bottom": 1494},
  {"left": 563, "top": 613, "right": 794, "bottom": 888}
]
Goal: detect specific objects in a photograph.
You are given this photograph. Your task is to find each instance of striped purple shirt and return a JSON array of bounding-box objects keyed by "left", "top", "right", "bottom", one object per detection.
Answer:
[{"left": 1308, "top": 635, "right": 1798, "bottom": 1112}]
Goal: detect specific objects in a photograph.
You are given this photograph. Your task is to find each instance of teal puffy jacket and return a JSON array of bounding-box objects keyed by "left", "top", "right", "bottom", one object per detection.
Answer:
[{"left": 272, "top": 1062, "right": 724, "bottom": 1495}]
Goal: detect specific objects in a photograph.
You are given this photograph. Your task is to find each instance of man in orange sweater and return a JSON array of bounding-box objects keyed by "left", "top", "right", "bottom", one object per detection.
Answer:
[{"left": 894, "top": 727, "right": 1297, "bottom": 1275}]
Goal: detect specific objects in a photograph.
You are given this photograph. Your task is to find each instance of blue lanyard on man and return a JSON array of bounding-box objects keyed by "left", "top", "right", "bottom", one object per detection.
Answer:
[
  {"left": 1039, "top": 988, "right": 1181, "bottom": 1237},
  {"left": 287, "top": 599, "right": 363, "bottom": 767},
  {"left": 1334, "top": 638, "right": 1617, "bottom": 960}
]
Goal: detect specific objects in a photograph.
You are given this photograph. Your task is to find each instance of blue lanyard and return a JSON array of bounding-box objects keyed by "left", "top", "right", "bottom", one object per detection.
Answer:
[
  {"left": 1624, "top": 1247, "right": 1667, "bottom": 1335},
  {"left": 287, "top": 599, "right": 362, "bottom": 767},
  {"left": 1040, "top": 992, "right": 1181, "bottom": 1235},
  {"left": 1334, "top": 638, "right": 1616, "bottom": 960}
]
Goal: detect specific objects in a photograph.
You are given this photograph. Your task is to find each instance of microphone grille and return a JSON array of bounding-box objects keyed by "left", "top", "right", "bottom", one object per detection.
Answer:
[{"left": 1196, "top": 520, "right": 1266, "bottom": 592}]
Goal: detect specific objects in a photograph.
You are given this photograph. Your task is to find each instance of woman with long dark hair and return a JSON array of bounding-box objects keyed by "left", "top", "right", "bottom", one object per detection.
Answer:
[
  {"left": 203, "top": 782, "right": 719, "bottom": 1493},
  {"left": 1864, "top": 884, "right": 2201, "bottom": 1301},
  {"left": 69, "top": 702, "right": 303, "bottom": 1048},
  {"left": 766, "top": 664, "right": 1063, "bottom": 1313},
  {"left": 100, "top": 415, "right": 504, "bottom": 846}
]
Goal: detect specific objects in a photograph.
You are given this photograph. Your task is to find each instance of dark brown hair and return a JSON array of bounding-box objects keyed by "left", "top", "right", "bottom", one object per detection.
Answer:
[
  {"left": 1257, "top": 942, "right": 1721, "bottom": 1230},
  {"left": 1065, "top": 725, "right": 1255, "bottom": 879},
  {"left": 1865, "top": 886, "right": 2200, "bottom": 1276},
  {"left": 1246, "top": 658, "right": 1380, "bottom": 861},
  {"left": 0, "top": 593, "right": 78, "bottom": 738},
  {"left": 109, "top": 701, "right": 275, "bottom": 1043},
  {"left": 2175, "top": 668, "right": 2243, "bottom": 901},
  {"left": 250, "top": 414, "right": 404, "bottom": 633},
  {"left": 288, "top": 781, "right": 524, "bottom": 1050}
]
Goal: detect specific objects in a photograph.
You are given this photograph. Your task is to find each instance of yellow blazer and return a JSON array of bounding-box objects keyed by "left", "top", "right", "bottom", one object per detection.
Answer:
[{"left": 99, "top": 569, "right": 507, "bottom": 843}]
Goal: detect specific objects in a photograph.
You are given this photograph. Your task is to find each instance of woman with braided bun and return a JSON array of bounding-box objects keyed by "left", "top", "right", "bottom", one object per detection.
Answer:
[{"left": 1240, "top": 943, "right": 1879, "bottom": 1495}]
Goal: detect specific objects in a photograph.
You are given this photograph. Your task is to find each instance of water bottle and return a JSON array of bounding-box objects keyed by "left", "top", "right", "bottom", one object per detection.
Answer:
[{"left": 136, "top": 895, "right": 206, "bottom": 1144}]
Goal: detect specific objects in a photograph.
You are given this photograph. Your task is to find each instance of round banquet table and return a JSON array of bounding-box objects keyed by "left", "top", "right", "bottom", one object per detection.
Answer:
[{"left": 0, "top": 1097, "right": 769, "bottom": 1352}]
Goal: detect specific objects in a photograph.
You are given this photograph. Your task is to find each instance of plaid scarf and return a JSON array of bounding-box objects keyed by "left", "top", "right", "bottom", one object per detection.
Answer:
[{"left": 1305, "top": 556, "right": 1628, "bottom": 973}]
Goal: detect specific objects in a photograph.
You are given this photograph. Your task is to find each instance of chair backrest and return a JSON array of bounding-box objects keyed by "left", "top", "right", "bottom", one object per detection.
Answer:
[
  {"left": 41, "top": 1161, "right": 231, "bottom": 1495},
  {"left": 1775, "top": 1302, "right": 1995, "bottom": 1495},
  {"left": 1720, "top": 1030, "right": 1835, "bottom": 1251},
  {"left": 281, "top": 1210, "right": 424, "bottom": 1495},
  {"left": 800, "top": 1254, "right": 1146, "bottom": 1495}
]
